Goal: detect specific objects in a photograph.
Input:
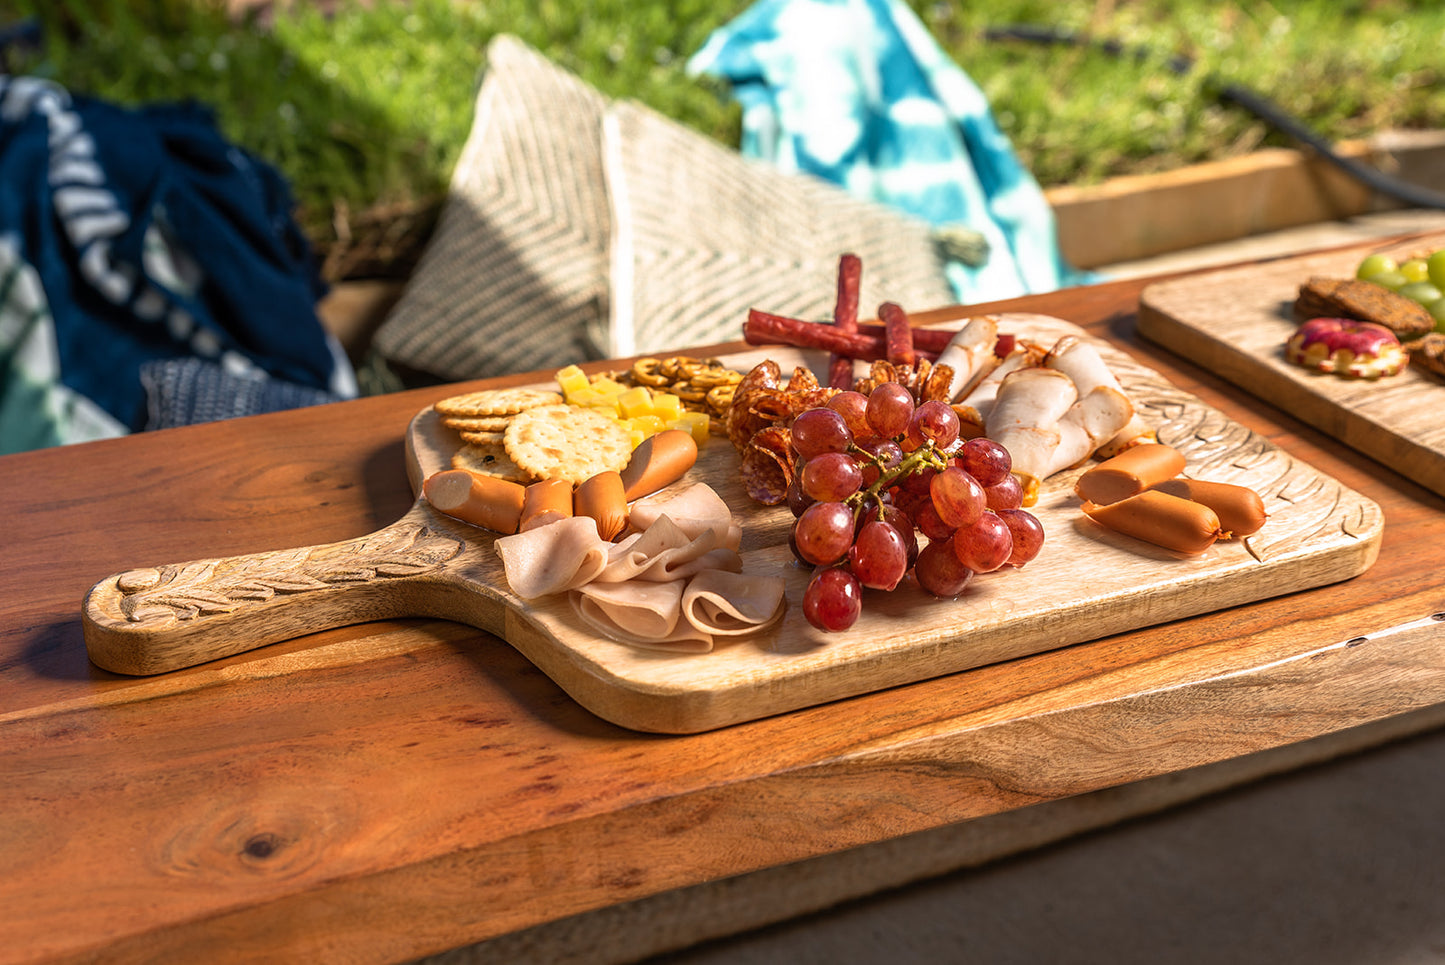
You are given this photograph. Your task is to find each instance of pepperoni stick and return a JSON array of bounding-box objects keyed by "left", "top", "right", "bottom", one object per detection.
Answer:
[
  {"left": 879, "top": 301, "right": 915, "bottom": 366},
  {"left": 827, "top": 253, "right": 862, "bottom": 389}
]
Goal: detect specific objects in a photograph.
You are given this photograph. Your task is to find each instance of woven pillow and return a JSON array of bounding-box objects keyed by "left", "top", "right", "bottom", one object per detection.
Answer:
[
  {"left": 372, "top": 35, "right": 612, "bottom": 382},
  {"left": 601, "top": 98, "right": 954, "bottom": 359}
]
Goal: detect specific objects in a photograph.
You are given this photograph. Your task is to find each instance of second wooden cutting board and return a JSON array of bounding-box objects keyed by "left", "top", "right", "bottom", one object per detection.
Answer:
[{"left": 1137, "top": 231, "right": 1445, "bottom": 497}]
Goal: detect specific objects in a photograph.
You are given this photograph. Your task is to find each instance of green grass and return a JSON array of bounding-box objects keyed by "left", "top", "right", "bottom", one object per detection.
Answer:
[{"left": 13, "top": 0, "right": 1445, "bottom": 278}]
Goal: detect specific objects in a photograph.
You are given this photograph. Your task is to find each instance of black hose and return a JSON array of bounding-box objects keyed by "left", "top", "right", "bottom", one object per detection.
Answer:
[{"left": 984, "top": 23, "right": 1445, "bottom": 211}]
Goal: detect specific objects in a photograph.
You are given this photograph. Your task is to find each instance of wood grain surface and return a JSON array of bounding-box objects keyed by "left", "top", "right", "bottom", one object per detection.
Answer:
[
  {"left": 81, "top": 316, "right": 1381, "bottom": 734},
  {"left": 3, "top": 271, "right": 1444, "bottom": 965},
  {"left": 1138, "top": 230, "right": 1445, "bottom": 497}
]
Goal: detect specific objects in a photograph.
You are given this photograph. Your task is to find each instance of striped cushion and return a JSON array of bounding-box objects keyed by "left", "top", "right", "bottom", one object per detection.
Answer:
[
  {"left": 375, "top": 36, "right": 953, "bottom": 381},
  {"left": 372, "top": 35, "right": 612, "bottom": 381},
  {"left": 603, "top": 98, "right": 953, "bottom": 359}
]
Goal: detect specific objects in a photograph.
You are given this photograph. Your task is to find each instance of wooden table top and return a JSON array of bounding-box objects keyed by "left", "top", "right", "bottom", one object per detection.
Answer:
[{"left": 5, "top": 261, "right": 1445, "bottom": 964}]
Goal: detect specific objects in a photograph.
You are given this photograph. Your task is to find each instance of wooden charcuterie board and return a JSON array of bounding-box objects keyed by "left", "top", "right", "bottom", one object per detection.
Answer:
[
  {"left": 82, "top": 315, "right": 1382, "bottom": 734},
  {"left": 1138, "top": 231, "right": 1445, "bottom": 497}
]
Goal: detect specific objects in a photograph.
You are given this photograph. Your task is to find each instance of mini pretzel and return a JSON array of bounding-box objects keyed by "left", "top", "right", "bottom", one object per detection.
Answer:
[
  {"left": 705, "top": 384, "right": 737, "bottom": 413},
  {"left": 690, "top": 367, "right": 742, "bottom": 389},
  {"left": 630, "top": 358, "right": 671, "bottom": 387}
]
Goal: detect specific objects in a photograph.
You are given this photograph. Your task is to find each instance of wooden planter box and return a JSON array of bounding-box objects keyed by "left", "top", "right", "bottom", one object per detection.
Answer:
[{"left": 1047, "top": 129, "right": 1445, "bottom": 270}]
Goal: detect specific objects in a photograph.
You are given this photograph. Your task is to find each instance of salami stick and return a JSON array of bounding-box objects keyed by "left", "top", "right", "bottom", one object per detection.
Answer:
[
  {"left": 880, "top": 302, "right": 915, "bottom": 366},
  {"left": 827, "top": 253, "right": 862, "bottom": 389},
  {"left": 744, "top": 310, "right": 943, "bottom": 361}
]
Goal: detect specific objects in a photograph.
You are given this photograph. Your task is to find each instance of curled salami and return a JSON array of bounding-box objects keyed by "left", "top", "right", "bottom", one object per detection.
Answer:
[
  {"left": 741, "top": 426, "right": 795, "bottom": 505},
  {"left": 727, "top": 359, "right": 782, "bottom": 450}
]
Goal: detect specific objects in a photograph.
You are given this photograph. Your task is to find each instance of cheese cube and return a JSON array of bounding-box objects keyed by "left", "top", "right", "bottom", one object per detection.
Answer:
[
  {"left": 591, "top": 376, "right": 627, "bottom": 399},
  {"left": 673, "top": 411, "right": 711, "bottom": 445},
  {"left": 617, "top": 385, "right": 654, "bottom": 420},
  {"left": 629, "top": 414, "right": 666, "bottom": 436},
  {"left": 565, "top": 387, "right": 605, "bottom": 408},
  {"left": 650, "top": 391, "right": 684, "bottom": 421},
  {"left": 555, "top": 365, "right": 589, "bottom": 398}
]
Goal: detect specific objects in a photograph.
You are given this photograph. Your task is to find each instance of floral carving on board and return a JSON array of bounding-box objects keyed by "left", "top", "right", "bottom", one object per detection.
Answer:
[{"left": 114, "top": 525, "right": 463, "bottom": 625}]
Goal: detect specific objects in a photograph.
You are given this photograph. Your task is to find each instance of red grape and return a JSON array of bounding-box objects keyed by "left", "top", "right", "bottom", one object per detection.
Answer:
[
  {"left": 866, "top": 382, "right": 914, "bottom": 438},
  {"left": 803, "top": 567, "right": 862, "bottom": 631},
  {"left": 984, "top": 472, "right": 1024, "bottom": 511},
  {"left": 898, "top": 463, "right": 938, "bottom": 497},
  {"left": 801, "top": 451, "right": 864, "bottom": 502},
  {"left": 997, "top": 508, "right": 1045, "bottom": 566},
  {"left": 793, "top": 501, "right": 855, "bottom": 566},
  {"left": 910, "top": 400, "right": 960, "bottom": 449},
  {"left": 890, "top": 487, "right": 930, "bottom": 522},
  {"left": 929, "top": 465, "right": 986, "bottom": 528},
  {"left": 956, "top": 437, "right": 1012, "bottom": 488},
  {"left": 855, "top": 437, "right": 903, "bottom": 487},
  {"left": 791, "top": 407, "right": 852, "bottom": 460},
  {"left": 914, "top": 500, "right": 955, "bottom": 541},
  {"left": 785, "top": 475, "right": 814, "bottom": 517},
  {"left": 914, "top": 538, "right": 975, "bottom": 597},
  {"left": 879, "top": 503, "right": 919, "bottom": 566},
  {"left": 951, "top": 511, "right": 1014, "bottom": 573},
  {"left": 848, "top": 519, "right": 909, "bottom": 591},
  {"left": 825, "top": 391, "right": 871, "bottom": 439}
]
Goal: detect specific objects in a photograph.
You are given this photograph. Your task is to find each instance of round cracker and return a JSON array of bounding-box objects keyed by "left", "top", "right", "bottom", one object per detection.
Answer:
[
  {"left": 451, "top": 442, "right": 533, "bottom": 483},
  {"left": 441, "top": 414, "right": 513, "bottom": 433},
  {"left": 458, "top": 429, "right": 507, "bottom": 445},
  {"left": 435, "top": 388, "right": 562, "bottom": 418},
  {"left": 504, "top": 404, "right": 632, "bottom": 485}
]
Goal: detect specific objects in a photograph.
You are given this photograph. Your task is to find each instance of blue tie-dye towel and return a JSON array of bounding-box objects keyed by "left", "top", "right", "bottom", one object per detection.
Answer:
[{"left": 688, "top": 0, "right": 1090, "bottom": 304}]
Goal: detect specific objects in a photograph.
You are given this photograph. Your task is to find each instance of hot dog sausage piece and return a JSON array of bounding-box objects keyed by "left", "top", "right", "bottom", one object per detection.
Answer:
[
  {"left": 423, "top": 469, "right": 525, "bottom": 535},
  {"left": 575, "top": 470, "right": 629, "bottom": 541},
  {"left": 1081, "top": 489, "right": 1223, "bottom": 555},
  {"left": 1151, "top": 478, "right": 1267, "bottom": 537},
  {"left": 520, "top": 477, "right": 574, "bottom": 532},
  {"left": 1074, "top": 442, "right": 1186, "bottom": 505},
  {"left": 620, "top": 429, "right": 698, "bottom": 501}
]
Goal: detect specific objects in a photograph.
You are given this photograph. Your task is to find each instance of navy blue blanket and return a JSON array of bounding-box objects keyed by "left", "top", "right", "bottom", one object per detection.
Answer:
[{"left": 0, "top": 75, "right": 354, "bottom": 453}]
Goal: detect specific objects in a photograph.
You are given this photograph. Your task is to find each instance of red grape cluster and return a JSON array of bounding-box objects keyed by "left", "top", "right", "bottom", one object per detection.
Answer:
[{"left": 787, "top": 384, "right": 1044, "bottom": 632}]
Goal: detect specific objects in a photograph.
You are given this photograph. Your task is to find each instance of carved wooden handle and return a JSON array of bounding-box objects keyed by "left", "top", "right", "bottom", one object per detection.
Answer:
[{"left": 83, "top": 519, "right": 466, "bottom": 675}]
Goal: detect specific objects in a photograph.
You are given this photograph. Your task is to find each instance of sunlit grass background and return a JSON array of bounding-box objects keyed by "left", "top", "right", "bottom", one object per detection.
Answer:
[{"left": 12, "top": 0, "right": 1445, "bottom": 279}]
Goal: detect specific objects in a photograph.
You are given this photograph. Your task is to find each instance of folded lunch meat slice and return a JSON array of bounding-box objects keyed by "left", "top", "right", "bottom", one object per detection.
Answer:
[
  {"left": 571, "top": 579, "right": 714, "bottom": 652},
  {"left": 595, "top": 514, "right": 743, "bottom": 583},
  {"left": 682, "top": 569, "right": 786, "bottom": 637},
  {"left": 494, "top": 515, "right": 610, "bottom": 599}
]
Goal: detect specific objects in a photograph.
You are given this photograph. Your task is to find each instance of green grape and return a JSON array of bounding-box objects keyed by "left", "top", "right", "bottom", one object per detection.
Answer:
[
  {"left": 1364, "top": 270, "right": 1409, "bottom": 291},
  {"left": 1427, "top": 250, "right": 1445, "bottom": 290},
  {"left": 1427, "top": 297, "right": 1445, "bottom": 332},
  {"left": 1399, "top": 259, "right": 1431, "bottom": 283},
  {"left": 1357, "top": 253, "right": 1398, "bottom": 280},
  {"left": 1398, "top": 281, "right": 1443, "bottom": 305}
]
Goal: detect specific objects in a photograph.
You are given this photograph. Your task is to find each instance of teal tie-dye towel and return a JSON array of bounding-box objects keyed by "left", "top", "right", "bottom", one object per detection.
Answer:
[{"left": 688, "top": 0, "right": 1091, "bottom": 303}]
